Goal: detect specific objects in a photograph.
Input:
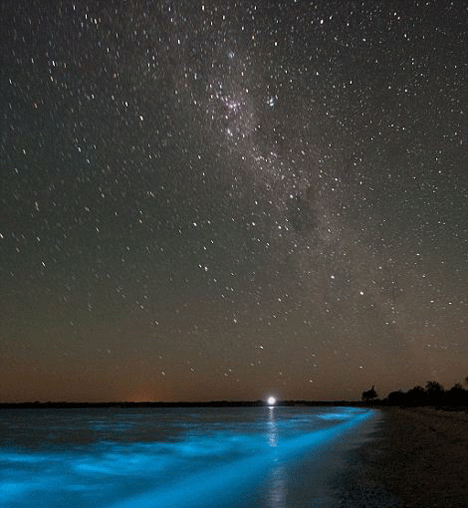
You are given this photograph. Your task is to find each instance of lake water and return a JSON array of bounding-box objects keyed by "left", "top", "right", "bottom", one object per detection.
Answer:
[{"left": 0, "top": 406, "right": 380, "bottom": 507}]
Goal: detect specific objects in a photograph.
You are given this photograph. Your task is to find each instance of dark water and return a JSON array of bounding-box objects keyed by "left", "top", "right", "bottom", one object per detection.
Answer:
[{"left": 0, "top": 406, "right": 380, "bottom": 507}]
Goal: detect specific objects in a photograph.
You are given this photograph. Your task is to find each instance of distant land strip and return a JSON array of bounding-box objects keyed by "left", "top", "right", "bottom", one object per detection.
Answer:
[{"left": 0, "top": 400, "right": 356, "bottom": 409}]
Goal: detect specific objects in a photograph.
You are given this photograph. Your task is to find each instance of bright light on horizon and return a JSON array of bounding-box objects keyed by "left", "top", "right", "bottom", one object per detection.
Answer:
[{"left": 267, "top": 396, "right": 276, "bottom": 406}]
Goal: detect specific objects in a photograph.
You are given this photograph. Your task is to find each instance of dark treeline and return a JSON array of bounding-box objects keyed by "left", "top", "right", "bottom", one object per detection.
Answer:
[{"left": 363, "top": 377, "right": 468, "bottom": 407}]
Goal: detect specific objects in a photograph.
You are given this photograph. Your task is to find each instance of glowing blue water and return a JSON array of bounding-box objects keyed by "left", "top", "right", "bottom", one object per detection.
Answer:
[{"left": 0, "top": 406, "right": 378, "bottom": 507}]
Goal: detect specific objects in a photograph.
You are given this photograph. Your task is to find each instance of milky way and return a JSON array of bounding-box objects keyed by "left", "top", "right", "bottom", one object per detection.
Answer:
[{"left": 1, "top": 0, "right": 467, "bottom": 402}]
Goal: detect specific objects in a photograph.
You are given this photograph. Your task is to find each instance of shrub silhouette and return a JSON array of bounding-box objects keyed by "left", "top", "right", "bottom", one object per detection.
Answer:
[
  {"left": 361, "top": 385, "right": 378, "bottom": 403},
  {"left": 387, "top": 390, "right": 406, "bottom": 405}
]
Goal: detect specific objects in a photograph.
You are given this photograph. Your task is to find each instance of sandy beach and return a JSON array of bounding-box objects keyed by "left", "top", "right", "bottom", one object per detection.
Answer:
[{"left": 337, "top": 407, "right": 468, "bottom": 507}]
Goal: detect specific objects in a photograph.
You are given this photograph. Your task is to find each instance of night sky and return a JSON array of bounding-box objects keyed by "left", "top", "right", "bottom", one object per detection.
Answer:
[{"left": 1, "top": 0, "right": 467, "bottom": 403}]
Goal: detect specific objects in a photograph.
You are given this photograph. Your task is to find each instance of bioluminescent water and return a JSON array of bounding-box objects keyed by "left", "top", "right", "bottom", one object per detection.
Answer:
[{"left": 0, "top": 406, "right": 379, "bottom": 507}]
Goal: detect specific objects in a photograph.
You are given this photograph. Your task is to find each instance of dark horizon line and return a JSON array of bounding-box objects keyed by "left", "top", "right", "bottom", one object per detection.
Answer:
[{"left": 0, "top": 399, "right": 361, "bottom": 409}]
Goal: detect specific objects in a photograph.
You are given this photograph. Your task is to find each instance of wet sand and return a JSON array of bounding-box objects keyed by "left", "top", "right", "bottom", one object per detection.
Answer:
[{"left": 337, "top": 407, "right": 468, "bottom": 507}]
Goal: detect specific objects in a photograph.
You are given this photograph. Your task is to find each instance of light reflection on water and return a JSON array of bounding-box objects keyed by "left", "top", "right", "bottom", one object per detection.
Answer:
[
  {"left": 267, "top": 406, "right": 287, "bottom": 508},
  {"left": 266, "top": 406, "right": 286, "bottom": 508},
  {"left": 268, "top": 406, "right": 278, "bottom": 448},
  {"left": 0, "top": 406, "right": 378, "bottom": 507}
]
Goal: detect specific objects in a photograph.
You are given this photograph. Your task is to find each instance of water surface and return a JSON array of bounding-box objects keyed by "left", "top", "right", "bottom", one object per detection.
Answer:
[{"left": 0, "top": 406, "right": 379, "bottom": 507}]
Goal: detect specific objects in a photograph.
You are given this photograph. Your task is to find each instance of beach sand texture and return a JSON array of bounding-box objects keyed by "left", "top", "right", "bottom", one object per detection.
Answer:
[{"left": 338, "top": 407, "right": 468, "bottom": 507}]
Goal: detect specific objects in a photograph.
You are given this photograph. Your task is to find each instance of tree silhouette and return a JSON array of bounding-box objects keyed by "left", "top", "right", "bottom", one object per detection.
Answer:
[
  {"left": 426, "top": 380, "right": 444, "bottom": 392},
  {"left": 447, "top": 383, "right": 466, "bottom": 405},
  {"left": 406, "top": 385, "right": 427, "bottom": 406},
  {"left": 425, "top": 381, "right": 445, "bottom": 404},
  {"left": 382, "top": 376, "right": 468, "bottom": 406},
  {"left": 361, "top": 385, "right": 378, "bottom": 403},
  {"left": 387, "top": 390, "right": 406, "bottom": 405}
]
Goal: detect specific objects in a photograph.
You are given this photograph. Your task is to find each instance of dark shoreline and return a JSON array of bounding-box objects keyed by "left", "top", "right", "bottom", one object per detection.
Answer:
[{"left": 338, "top": 407, "right": 468, "bottom": 507}]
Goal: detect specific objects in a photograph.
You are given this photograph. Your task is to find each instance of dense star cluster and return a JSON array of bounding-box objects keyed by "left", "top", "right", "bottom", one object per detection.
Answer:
[{"left": 1, "top": 0, "right": 467, "bottom": 402}]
